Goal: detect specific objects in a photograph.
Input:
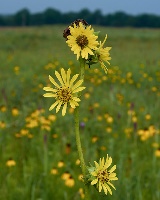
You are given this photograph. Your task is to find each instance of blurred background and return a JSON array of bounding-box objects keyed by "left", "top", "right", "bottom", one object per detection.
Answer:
[{"left": 0, "top": 0, "right": 160, "bottom": 27}]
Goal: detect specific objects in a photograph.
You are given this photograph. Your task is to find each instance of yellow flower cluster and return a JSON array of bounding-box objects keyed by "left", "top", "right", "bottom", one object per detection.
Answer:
[{"left": 66, "top": 22, "right": 112, "bottom": 74}]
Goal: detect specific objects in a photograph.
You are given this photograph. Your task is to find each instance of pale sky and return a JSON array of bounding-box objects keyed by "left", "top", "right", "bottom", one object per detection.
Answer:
[{"left": 0, "top": 0, "right": 160, "bottom": 15}]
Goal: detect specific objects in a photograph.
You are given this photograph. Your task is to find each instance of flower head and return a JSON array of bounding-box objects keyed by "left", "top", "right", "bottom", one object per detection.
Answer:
[
  {"left": 87, "top": 154, "right": 118, "bottom": 195},
  {"left": 66, "top": 22, "right": 99, "bottom": 60},
  {"left": 43, "top": 68, "right": 85, "bottom": 116},
  {"left": 96, "top": 34, "right": 112, "bottom": 73},
  {"left": 63, "top": 19, "right": 89, "bottom": 40}
]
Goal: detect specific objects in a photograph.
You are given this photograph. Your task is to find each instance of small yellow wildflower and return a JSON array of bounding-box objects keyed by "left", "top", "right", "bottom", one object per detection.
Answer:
[
  {"left": 61, "top": 172, "right": 71, "bottom": 180},
  {"left": 145, "top": 114, "right": 151, "bottom": 120},
  {"left": 88, "top": 155, "right": 118, "bottom": 195},
  {"left": 66, "top": 22, "right": 99, "bottom": 60},
  {"left": 57, "top": 161, "right": 64, "bottom": 168},
  {"left": 12, "top": 107, "right": 19, "bottom": 116},
  {"left": 79, "top": 188, "right": 85, "bottom": 199},
  {"left": 0, "top": 105, "right": 7, "bottom": 112},
  {"left": 48, "top": 114, "right": 56, "bottom": 121},
  {"left": 50, "top": 167, "right": 58, "bottom": 175},
  {"left": 43, "top": 68, "right": 85, "bottom": 116},
  {"left": 75, "top": 159, "right": 81, "bottom": 165},
  {"left": 92, "top": 136, "right": 99, "bottom": 143},
  {"left": 96, "top": 35, "right": 112, "bottom": 73},
  {"left": 6, "top": 159, "right": 16, "bottom": 167},
  {"left": 155, "top": 148, "right": 160, "bottom": 157},
  {"left": 65, "top": 176, "right": 75, "bottom": 187},
  {"left": 0, "top": 121, "right": 6, "bottom": 128}
]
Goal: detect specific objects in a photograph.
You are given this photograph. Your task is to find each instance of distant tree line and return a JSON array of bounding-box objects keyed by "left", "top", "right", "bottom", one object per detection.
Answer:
[{"left": 0, "top": 8, "right": 160, "bottom": 28}]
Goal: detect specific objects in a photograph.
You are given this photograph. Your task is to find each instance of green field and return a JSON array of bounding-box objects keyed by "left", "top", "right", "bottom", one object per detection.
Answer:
[{"left": 0, "top": 25, "right": 160, "bottom": 200}]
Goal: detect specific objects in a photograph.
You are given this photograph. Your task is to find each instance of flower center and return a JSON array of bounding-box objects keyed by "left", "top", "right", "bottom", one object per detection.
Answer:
[
  {"left": 56, "top": 86, "right": 72, "bottom": 103},
  {"left": 97, "top": 170, "right": 109, "bottom": 183},
  {"left": 76, "top": 35, "right": 88, "bottom": 49}
]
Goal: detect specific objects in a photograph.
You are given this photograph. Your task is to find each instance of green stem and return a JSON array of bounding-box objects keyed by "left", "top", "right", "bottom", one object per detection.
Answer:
[{"left": 74, "top": 58, "right": 90, "bottom": 200}]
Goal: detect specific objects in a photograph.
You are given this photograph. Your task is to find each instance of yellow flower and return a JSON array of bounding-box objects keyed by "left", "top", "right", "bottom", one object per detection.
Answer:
[
  {"left": 66, "top": 22, "right": 99, "bottom": 60},
  {"left": 57, "top": 161, "right": 64, "bottom": 168},
  {"left": 50, "top": 167, "right": 58, "bottom": 175},
  {"left": 6, "top": 159, "right": 16, "bottom": 167},
  {"left": 96, "top": 35, "right": 112, "bottom": 74},
  {"left": 0, "top": 121, "right": 6, "bottom": 128},
  {"left": 43, "top": 68, "right": 85, "bottom": 116},
  {"left": 155, "top": 148, "right": 160, "bottom": 157},
  {"left": 65, "top": 176, "right": 75, "bottom": 187},
  {"left": 88, "top": 155, "right": 118, "bottom": 195},
  {"left": 12, "top": 107, "right": 19, "bottom": 116}
]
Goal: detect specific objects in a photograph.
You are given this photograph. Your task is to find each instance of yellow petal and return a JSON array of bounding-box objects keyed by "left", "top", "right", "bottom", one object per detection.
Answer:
[
  {"left": 72, "top": 87, "right": 86, "bottom": 94},
  {"left": 56, "top": 102, "right": 62, "bottom": 113},
  {"left": 71, "top": 80, "right": 83, "bottom": 91},
  {"left": 55, "top": 70, "right": 64, "bottom": 86},
  {"left": 110, "top": 177, "right": 118, "bottom": 181},
  {"left": 91, "top": 178, "right": 98, "bottom": 185},
  {"left": 107, "top": 181, "right": 116, "bottom": 190},
  {"left": 43, "top": 87, "right": 57, "bottom": 92},
  {"left": 49, "top": 101, "right": 59, "bottom": 111},
  {"left": 105, "top": 156, "right": 112, "bottom": 168},
  {"left": 61, "top": 68, "right": 67, "bottom": 84},
  {"left": 62, "top": 103, "right": 67, "bottom": 116},
  {"left": 70, "top": 74, "right": 79, "bottom": 86},
  {"left": 69, "top": 100, "right": 76, "bottom": 108},
  {"left": 94, "top": 161, "right": 100, "bottom": 169},
  {"left": 102, "top": 184, "right": 108, "bottom": 195},
  {"left": 72, "top": 97, "right": 81, "bottom": 102},
  {"left": 104, "top": 183, "right": 112, "bottom": 195},
  {"left": 99, "top": 181, "right": 102, "bottom": 192},
  {"left": 49, "top": 75, "right": 59, "bottom": 88},
  {"left": 66, "top": 68, "right": 71, "bottom": 85},
  {"left": 109, "top": 173, "right": 117, "bottom": 178},
  {"left": 43, "top": 93, "right": 56, "bottom": 98},
  {"left": 109, "top": 165, "right": 116, "bottom": 173}
]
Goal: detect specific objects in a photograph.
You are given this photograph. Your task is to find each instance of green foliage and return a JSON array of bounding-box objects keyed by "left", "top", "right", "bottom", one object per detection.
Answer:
[{"left": 0, "top": 25, "right": 160, "bottom": 200}]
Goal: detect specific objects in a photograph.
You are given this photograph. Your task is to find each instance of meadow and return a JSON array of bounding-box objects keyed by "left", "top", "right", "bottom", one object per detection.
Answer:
[{"left": 0, "top": 25, "right": 160, "bottom": 200}]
